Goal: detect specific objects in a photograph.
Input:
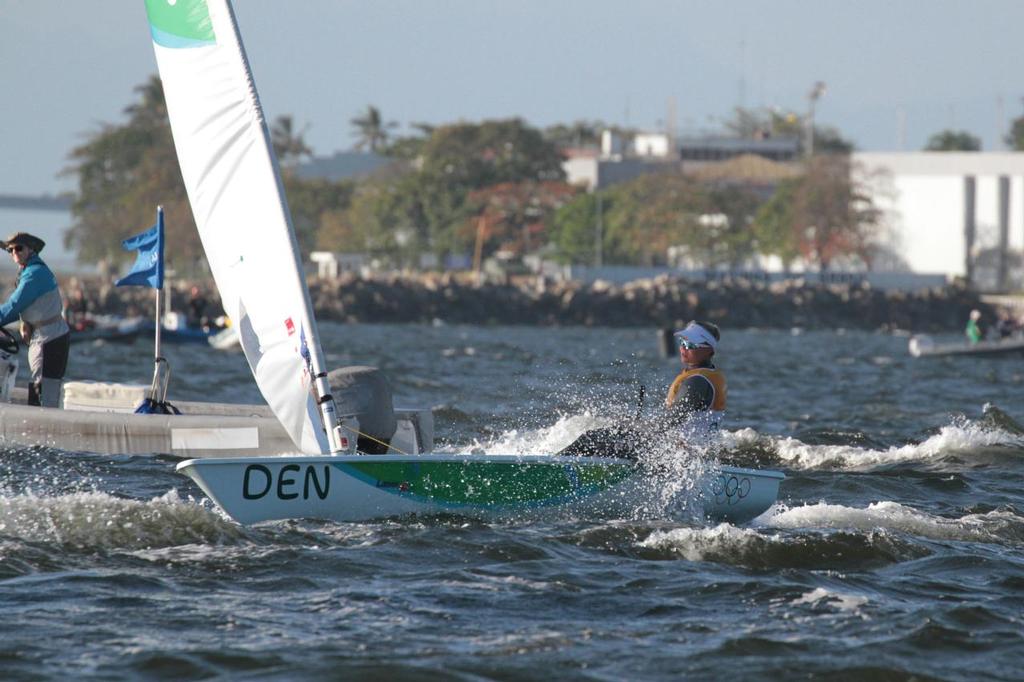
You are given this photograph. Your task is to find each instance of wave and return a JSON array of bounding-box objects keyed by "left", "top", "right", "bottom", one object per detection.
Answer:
[
  {"left": 440, "top": 404, "right": 1024, "bottom": 474},
  {"left": 638, "top": 522, "right": 926, "bottom": 569},
  {"left": 0, "top": 489, "right": 242, "bottom": 551},
  {"left": 791, "top": 586, "right": 870, "bottom": 614},
  {"left": 636, "top": 499, "right": 1023, "bottom": 569},
  {"left": 723, "top": 419, "right": 1024, "bottom": 471},
  {"left": 760, "top": 500, "right": 1024, "bottom": 545}
]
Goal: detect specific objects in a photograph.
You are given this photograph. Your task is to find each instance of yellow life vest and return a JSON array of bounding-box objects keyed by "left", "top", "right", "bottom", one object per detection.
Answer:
[{"left": 665, "top": 366, "right": 726, "bottom": 412}]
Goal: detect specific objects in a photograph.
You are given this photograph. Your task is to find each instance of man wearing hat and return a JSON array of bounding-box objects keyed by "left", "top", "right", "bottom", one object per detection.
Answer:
[
  {"left": 665, "top": 320, "right": 725, "bottom": 434},
  {"left": 0, "top": 232, "right": 70, "bottom": 407}
]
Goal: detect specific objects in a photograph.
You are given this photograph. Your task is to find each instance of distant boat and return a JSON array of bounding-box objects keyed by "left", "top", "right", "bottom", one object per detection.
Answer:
[
  {"left": 7, "top": 315, "right": 144, "bottom": 344},
  {"left": 160, "top": 311, "right": 217, "bottom": 344},
  {"left": 909, "top": 334, "right": 1024, "bottom": 357},
  {"left": 207, "top": 325, "right": 240, "bottom": 350},
  {"left": 70, "top": 314, "right": 147, "bottom": 343}
]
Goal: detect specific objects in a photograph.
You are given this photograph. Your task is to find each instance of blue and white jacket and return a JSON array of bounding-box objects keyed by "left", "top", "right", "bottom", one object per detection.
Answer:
[{"left": 0, "top": 255, "right": 69, "bottom": 342}]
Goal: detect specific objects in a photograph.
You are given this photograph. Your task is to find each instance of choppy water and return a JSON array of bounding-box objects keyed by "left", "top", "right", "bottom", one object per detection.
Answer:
[{"left": 1, "top": 324, "right": 1023, "bottom": 680}]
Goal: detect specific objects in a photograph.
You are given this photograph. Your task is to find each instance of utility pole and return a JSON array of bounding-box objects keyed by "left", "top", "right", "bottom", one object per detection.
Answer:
[{"left": 805, "top": 81, "right": 827, "bottom": 157}]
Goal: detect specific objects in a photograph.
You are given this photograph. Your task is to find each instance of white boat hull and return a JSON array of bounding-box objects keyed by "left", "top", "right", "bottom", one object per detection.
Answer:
[
  {"left": 177, "top": 455, "right": 784, "bottom": 525},
  {"left": 0, "top": 383, "right": 432, "bottom": 459},
  {"left": 909, "top": 334, "right": 1024, "bottom": 357}
]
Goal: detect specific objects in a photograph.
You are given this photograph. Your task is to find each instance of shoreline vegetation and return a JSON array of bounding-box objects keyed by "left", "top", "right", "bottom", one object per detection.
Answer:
[{"left": 59, "top": 272, "right": 990, "bottom": 333}]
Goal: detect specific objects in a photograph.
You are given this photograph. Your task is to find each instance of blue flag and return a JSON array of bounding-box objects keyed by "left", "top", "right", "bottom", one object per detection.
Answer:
[{"left": 115, "top": 208, "right": 164, "bottom": 289}]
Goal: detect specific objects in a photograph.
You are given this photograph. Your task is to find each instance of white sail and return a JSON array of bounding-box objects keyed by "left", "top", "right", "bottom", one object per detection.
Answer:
[{"left": 143, "top": 0, "right": 332, "bottom": 454}]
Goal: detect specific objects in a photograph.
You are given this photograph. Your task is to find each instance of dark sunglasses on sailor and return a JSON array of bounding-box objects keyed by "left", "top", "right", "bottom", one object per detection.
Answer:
[
  {"left": 6, "top": 245, "right": 24, "bottom": 254},
  {"left": 678, "top": 339, "right": 702, "bottom": 351}
]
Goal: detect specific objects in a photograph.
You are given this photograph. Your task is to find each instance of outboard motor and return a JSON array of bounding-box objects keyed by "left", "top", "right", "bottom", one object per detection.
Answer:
[{"left": 328, "top": 366, "right": 398, "bottom": 454}]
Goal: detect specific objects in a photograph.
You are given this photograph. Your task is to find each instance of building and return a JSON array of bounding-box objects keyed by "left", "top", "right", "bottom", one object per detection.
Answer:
[
  {"left": 563, "top": 130, "right": 801, "bottom": 193},
  {"left": 854, "top": 152, "right": 1024, "bottom": 291},
  {"left": 309, "top": 251, "right": 369, "bottom": 278},
  {"left": 295, "top": 151, "right": 392, "bottom": 182},
  {"left": 677, "top": 135, "right": 801, "bottom": 164}
]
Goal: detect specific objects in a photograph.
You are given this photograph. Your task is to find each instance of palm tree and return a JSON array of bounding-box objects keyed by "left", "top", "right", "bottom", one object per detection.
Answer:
[
  {"left": 350, "top": 105, "right": 397, "bottom": 152},
  {"left": 271, "top": 115, "right": 312, "bottom": 166}
]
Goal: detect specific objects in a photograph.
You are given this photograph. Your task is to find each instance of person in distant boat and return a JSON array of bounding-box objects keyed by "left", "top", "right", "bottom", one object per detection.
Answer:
[
  {"left": 186, "top": 285, "right": 208, "bottom": 329},
  {"left": 994, "top": 310, "right": 1016, "bottom": 339},
  {"left": 65, "top": 281, "right": 91, "bottom": 331},
  {"left": 663, "top": 320, "right": 726, "bottom": 436},
  {"left": 965, "top": 309, "right": 983, "bottom": 344},
  {"left": 0, "top": 232, "right": 71, "bottom": 407}
]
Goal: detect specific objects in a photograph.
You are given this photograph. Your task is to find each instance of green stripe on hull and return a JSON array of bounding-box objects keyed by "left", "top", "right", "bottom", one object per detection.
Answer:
[{"left": 336, "top": 459, "right": 635, "bottom": 508}]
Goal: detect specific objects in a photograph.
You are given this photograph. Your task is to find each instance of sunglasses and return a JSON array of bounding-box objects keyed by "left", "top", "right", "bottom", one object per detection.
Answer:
[
  {"left": 678, "top": 339, "right": 705, "bottom": 351},
  {"left": 6, "top": 245, "right": 24, "bottom": 254}
]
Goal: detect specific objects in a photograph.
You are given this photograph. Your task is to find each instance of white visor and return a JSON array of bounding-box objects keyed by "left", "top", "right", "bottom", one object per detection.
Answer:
[{"left": 674, "top": 323, "right": 718, "bottom": 352}]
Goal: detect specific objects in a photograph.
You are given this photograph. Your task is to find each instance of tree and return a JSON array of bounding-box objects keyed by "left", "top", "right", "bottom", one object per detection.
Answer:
[
  {"left": 418, "top": 118, "right": 565, "bottom": 189},
  {"left": 414, "top": 119, "right": 566, "bottom": 257},
  {"left": 383, "top": 122, "right": 434, "bottom": 160},
  {"left": 1006, "top": 107, "right": 1024, "bottom": 150},
  {"left": 925, "top": 129, "right": 981, "bottom": 151},
  {"left": 350, "top": 105, "right": 398, "bottom": 152},
  {"left": 284, "top": 176, "right": 355, "bottom": 254},
  {"left": 319, "top": 173, "right": 430, "bottom": 266},
  {"left": 751, "top": 179, "right": 802, "bottom": 269},
  {"left": 63, "top": 75, "right": 202, "bottom": 272},
  {"left": 271, "top": 115, "right": 312, "bottom": 166},
  {"left": 790, "top": 156, "right": 883, "bottom": 269},
  {"left": 461, "top": 181, "right": 579, "bottom": 260},
  {"left": 724, "top": 107, "right": 854, "bottom": 153},
  {"left": 812, "top": 126, "right": 855, "bottom": 154},
  {"left": 64, "top": 75, "right": 344, "bottom": 272},
  {"left": 550, "top": 192, "right": 604, "bottom": 264},
  {"left": 548, "top": 173, "right": 761, "bottom": 268},
  {"left": 752, "top": 157, "right": 887, "bottom": 271},
  {"left": 542, "top": 120, "right": 605, "bottom": 149}
]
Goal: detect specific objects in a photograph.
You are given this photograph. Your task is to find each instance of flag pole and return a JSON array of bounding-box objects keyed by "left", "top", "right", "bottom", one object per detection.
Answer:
[
  {"left": 153, "top": 205, "right": 164, "bottom": 365},
  {"left": 116, "top": 206, "right": 172, "bottom": 413},
  {"left": 146, "top": 206, "right": 169, "bottom": 407}
]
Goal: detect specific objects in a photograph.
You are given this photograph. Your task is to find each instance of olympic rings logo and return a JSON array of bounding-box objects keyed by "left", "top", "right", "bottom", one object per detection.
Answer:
[
  {"left": 712, "top": 474, "right": 751, "bottom": 505},
  {"left": 563, "top": 465, "right": 581, "bottom": 491}
]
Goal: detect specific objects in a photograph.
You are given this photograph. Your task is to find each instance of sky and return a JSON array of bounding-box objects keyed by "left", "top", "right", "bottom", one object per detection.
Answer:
[{"left": 3, "top": 0, "right": 1024, "bottom": 196}]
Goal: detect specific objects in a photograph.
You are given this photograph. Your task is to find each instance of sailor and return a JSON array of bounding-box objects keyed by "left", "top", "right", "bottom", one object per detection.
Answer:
[
  {"left": 965, "top": 309, "right": 983, "bottom": 344},
  {"left": 664, "top": 320, "right": 726, "bottom": 436},
  {"left": 0, "top": 232, "right": 71, "bottom": 407},
  {"left": 556, "top": 320, "right": 726, "bottom": 460}
]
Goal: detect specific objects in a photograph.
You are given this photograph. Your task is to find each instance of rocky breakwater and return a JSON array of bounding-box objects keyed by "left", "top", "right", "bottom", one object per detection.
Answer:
[
  {"left": 306, "top": 272, "right": 990, "bottom": 332},
  {"left": 55, "top": 272, "right": 991, "bottom": 332}
]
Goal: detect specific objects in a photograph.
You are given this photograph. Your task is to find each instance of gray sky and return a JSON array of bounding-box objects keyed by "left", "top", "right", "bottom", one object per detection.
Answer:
[{"left": 3, "top": 0, "right": 1024, "bottom": 195}]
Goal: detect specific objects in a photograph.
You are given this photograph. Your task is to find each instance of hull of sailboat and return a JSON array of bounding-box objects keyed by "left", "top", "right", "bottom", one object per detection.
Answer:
[
  {"left": 0, "top": 398, "right": 431, "bottom": 459},
  {"left": 177, "top": 455, "right": 784, "bottom": 525}
]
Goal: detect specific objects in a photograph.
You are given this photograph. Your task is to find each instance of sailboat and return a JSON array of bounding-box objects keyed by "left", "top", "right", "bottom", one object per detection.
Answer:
[{"left": 146, "top": 0, "right": 784, "bottom": 525}]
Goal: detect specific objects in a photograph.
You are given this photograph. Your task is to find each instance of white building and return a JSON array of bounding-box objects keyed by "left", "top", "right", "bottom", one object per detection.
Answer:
[
  {"left": 632, "top": 133, "right": 672, "bottom": 158},
  {"left": 854, "top": 152, "right": 1024, "bottom": 290},
  {"left": 309, "top": 251, "right": 369, "bottom": 279}
]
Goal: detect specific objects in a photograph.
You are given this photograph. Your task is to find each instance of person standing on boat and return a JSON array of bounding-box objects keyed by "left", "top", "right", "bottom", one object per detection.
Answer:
[
  {"left": 0, "top": 233, "right": 71, "bottom": 407},
  {"left": 965, "top": 309, "right": 983, "bottom": 344},
  {"left": 664, "top": 320, "right": 726, "bottom": 437}
]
